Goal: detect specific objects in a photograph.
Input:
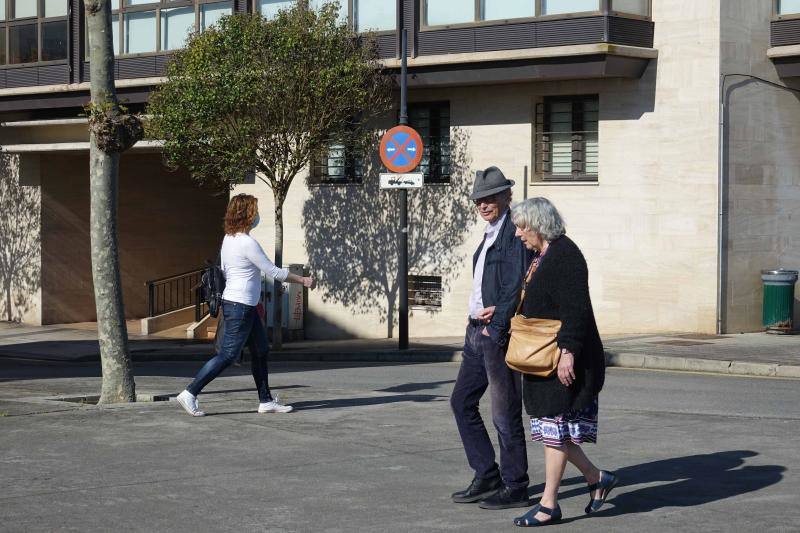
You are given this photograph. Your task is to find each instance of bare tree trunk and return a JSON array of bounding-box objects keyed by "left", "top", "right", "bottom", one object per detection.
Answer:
[
  {"left": 272, "top": 200, "right": 284, "bottom": 349},
  {"left": 85, "top": 0, "right": 135, "bottom": 403},
  {"left": 4, "top": 281, "right": 11, "bottom": 322}
]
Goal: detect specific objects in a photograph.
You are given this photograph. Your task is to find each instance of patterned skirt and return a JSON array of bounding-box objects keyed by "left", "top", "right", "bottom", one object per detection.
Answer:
[{"left": 530, "top": 397, "right": 599, "bottom": 447}]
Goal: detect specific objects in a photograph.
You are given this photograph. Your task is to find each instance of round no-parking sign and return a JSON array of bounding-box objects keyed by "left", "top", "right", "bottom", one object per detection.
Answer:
[{"left": 379, "top": 125, "right": 424, "bottom": 173}]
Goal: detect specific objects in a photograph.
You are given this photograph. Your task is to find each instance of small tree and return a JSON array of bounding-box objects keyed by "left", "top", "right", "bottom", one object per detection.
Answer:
[
  {"left": 84, "top": 0, "right": 144, "bottom": 403},
  {"left": 148, "top": 3, "right": 392, "bottom": 348}
]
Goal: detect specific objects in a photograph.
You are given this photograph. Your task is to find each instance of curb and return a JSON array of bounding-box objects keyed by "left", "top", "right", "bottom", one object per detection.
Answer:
[
  {"left": 605, "top": 351, "right": 800, "bottom": 379},
  {"left": 2, "top": 349, "right": 799, "bottom": 379}
]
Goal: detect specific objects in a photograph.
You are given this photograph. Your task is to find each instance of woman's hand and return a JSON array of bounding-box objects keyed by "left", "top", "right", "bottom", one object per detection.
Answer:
[
  {"left": 477, "top": 306, "right": 495, "bottom": 323},
  {"left": 557, "top": 349, "right": 576, "bottom": 387}
]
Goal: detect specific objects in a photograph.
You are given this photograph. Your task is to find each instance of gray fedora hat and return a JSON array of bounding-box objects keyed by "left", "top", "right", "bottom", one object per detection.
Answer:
[{"left": 470, "top": 166, "right": 515, "bottom": 200}]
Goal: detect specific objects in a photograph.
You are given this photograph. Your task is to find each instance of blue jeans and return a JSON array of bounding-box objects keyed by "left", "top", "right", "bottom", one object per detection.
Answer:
[
  {"left": 450, "top": 323, "right": 529, "bottom": 490},
  {"left": 187, "top": 300, "right": 273, "bottom": 403}
]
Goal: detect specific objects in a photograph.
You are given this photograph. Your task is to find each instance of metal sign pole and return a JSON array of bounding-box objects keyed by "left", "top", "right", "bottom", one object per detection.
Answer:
[{"left": 398, "top": 29, "right": 409, "bottom": 350}]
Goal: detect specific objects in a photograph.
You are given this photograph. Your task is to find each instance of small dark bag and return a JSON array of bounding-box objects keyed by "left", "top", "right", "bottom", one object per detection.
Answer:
[{"left": 200, "top": 254, "right": 225, "bottom": 318}]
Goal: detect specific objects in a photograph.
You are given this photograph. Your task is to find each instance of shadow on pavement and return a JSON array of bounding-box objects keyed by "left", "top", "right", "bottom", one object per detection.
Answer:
[
  {"left": 203, "top": 393, "right": 447, "bottom": 416},
  {"left": 527, "top": 450, "right": 784, "bottom": 522},
  {"left": 376, "top": 380, "right": 456, "bottom": 393}
]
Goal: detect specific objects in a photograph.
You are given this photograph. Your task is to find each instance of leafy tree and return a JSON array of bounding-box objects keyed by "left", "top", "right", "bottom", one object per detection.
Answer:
[
  {"left": 84, "top": 0, "right": 144, "bottom": 403},
  {"left": 147, "top": 3, "right": 392, "bottom": 347}
]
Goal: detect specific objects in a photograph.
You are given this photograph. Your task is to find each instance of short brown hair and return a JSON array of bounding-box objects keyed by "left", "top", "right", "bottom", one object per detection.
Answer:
[{"left": 224, "top": 194, "right": 258, "bottom": 235}]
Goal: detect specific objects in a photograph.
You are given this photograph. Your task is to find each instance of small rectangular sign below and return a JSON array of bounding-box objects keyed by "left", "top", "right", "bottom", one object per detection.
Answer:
[{"left": 379, "top": 173, "right": 424, "bottom": 189}]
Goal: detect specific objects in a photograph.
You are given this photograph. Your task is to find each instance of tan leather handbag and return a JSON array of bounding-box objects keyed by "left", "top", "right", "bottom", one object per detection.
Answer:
[{"left": 505, "top": 258, "right": 562, "bottom": 377}]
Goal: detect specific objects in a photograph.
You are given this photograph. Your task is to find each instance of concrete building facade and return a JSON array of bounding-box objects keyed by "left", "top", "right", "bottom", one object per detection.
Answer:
[{"left": 1, "top": 1, "right": 798, "bottom": 338}]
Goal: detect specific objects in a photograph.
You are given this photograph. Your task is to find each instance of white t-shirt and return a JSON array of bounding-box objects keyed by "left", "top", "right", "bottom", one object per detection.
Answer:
[
  {"left": 468, "top": 213, "right": 506, "bottom": 319},
  {"left": 221, "top": 233, "right": 288, "bottom": 306}
]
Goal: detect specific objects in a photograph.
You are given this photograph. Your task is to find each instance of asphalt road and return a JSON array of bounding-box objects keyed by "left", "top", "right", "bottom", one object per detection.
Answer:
[{"left": 1, "top": 360, "right": 798, "bottom": 532}]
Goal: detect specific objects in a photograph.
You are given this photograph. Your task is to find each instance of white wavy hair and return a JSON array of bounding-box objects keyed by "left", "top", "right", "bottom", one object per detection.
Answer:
[{"left": 510, "top": 197, "right": 566, "bottom": 241}]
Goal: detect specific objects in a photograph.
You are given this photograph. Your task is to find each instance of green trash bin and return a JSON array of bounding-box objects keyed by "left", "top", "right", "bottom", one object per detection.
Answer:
[{"left": 761, "top": 269, "right": 798, "bottom": 334}]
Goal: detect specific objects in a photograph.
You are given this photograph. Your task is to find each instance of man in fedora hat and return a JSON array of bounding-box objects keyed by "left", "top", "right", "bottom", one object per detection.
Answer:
[{"left": 450, "top": 166, "right": 531, "bottom": 510}]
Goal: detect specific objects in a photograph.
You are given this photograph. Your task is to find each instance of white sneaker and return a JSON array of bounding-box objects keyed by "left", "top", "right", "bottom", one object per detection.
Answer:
[
  {"left": 176, "top": 390, "right": 205, "bottom": 417},
  {"left": 257, "top": 396, "right": 293, "bottom": 414}
]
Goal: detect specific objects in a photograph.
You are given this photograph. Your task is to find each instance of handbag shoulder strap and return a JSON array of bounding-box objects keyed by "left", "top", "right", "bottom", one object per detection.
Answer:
[{"left": 514, "top": 256, "right": 540, "bottom": 315}]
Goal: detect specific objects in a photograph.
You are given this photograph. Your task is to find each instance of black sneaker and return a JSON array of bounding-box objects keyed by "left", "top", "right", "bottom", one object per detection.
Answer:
[
  {"left": 478, "top": 485, "right": 531, "bottom": 510},
  {"left": 451, "top": 474, "right": 502, "bottom": 503}
]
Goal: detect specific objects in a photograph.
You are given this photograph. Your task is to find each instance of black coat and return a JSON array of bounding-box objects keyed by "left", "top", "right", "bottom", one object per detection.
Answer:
[
  {"left": 473, "top": 210, "right": 531, "bottom": 346},
  {"left": 519, "top": 235, "right": 605, "bottom": 418}
]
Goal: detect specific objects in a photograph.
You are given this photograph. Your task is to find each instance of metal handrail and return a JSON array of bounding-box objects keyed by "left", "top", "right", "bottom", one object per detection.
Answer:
[{"left": 145, "top": 268, "right": 204, "bottom": 318}]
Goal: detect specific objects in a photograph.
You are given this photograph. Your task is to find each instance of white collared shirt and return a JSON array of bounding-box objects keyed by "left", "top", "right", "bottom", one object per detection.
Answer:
[{"left": 468, "top": 213, "right": 506, "bottom": 319}]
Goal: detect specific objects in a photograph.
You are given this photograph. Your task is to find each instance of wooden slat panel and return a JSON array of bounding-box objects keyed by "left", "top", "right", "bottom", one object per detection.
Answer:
[
  {"left": 607, "top": 16, "right": 654, "bottom": 47},
  {"left": 418, "top": 27, "right": 475, "bottom": 55},
  {"left": 6, "top": 68, "right": 39, "bottom": 88},
  {"left": 771, "top": 19, "right": 800, "bottom": 47},
  {"left": 117, "top": 56, "right": 158, "bottom": 79},
  {"left": 474, "top": 21, "right": 535, "bottom": 52},
  {"left": 536, "top": 16, "right": 604, "bottom": 47},
  {"left": 38, "top": 64, "right": 70, "bottom": 85}
]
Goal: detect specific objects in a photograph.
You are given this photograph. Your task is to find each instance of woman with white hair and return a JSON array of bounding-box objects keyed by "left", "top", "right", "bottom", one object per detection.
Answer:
[{"left": 509, "top": 197, "right": 616, "bottom": 527}]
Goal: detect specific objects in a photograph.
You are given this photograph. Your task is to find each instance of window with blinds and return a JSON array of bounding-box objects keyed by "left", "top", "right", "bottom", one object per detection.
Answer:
[
  {"left": 408, "top": 101, "right": 450, "bottom": 184},
  {"left": 534, "top": 95, "right": 598, "bottom": 181}
]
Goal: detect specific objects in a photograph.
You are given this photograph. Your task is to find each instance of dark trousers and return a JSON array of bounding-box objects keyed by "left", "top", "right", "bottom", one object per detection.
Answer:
[
  {"left": 187, "top": 300, "right": 273, "bottom": 403},
  {"left": 450, "top": 323, "right": 529, "bottom": 490}
]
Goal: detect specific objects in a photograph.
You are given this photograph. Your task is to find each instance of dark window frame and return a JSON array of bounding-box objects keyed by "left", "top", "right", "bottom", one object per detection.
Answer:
[
  {"left": 0, "top": 0, "right": 69, "bottom": 68},
  {"left": 309, "top": 139, "right": 365, "bottom": 186},
  {"left": 534, "top": 94, "right": 599, "bottom": 182},
  {"left": 774, "top": 0, "right": 800, "bottom": 20},
  {"left": 408, "top": 274, "right": 442, "bottom": 310},
  {"left": 407, "top": 100, "right": 450, "bottom": 185},
  {"left": 85, "top": 0, "right": 233, "bottom": 59}
]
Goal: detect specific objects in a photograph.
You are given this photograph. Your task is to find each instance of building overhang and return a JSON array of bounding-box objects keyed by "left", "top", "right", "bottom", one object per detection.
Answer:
[
  {"left": 381, "top": 44, "right": 657, "bottom": 87},
  {"left": 768, "top": 45, "right": 800, "bottom": 77},
  {"left": 0, "top": 117, "right": 161, "bottom": 153}
]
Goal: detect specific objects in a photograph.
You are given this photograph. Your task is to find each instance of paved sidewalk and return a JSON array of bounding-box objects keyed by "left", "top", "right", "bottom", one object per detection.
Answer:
[{"left": 0, "top": 321, "right": 799, "bottom": 378}]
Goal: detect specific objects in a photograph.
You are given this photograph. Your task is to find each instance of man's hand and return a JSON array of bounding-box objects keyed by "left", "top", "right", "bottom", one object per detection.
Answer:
[
  {"left": 557, "top": 349, "right": 576, "bottom": 387},
  {"left": 477, "top": 306, "right": 495, "bottom": 323},
  {"left": 303, "top": 276, "right": 316, "bottom": 290}
]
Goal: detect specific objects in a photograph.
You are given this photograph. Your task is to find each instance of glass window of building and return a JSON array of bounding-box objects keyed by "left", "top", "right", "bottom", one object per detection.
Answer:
[
  {"left": 540, "top": 0, "right": 599, "bottom": 16},
  {"left": 778, "top": 0, "right": 800, "bottom": 15},
  {"left": 0, "top": 0, "right": 68, "bottom": 65},
  {"left": 482, "top": 0, "right": 534, "bottom": 22},
  {"left": 354, "top": 0, "right": 394, "bottom": 32},
  {"left": 259, "top": 0, "right": 294, "bottom": 19},
  {"left": 535, "top": 95, "right": 599, "bottom": 181},
  {"left": 161, "top": 6, "right": 195, "bottom": 50},
  {"left": 259, "top": 0, "right": 348, "bottom": 23},
  {"left": 409, "top": 102, "right": 450, "bottom": 184},
  {"left": 611, "top": 0, "right": 648, "bottom": 16},
  {"left": 425, "top": 0, "right": 474, "bottom": 26},
  {"left": 13, "top": 0, "right": 37, "bottom": 19},
  {"left": 91, "top": 0, "right": 233, "bottom": 58},
  {"left": 310, "top": 141, "right": 364, "bottom": 184}
]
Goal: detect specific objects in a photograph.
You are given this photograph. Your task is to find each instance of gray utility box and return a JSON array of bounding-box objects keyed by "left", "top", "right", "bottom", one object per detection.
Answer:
[{"left": 262, "top": 264, "right": 304, "bottom": 336}]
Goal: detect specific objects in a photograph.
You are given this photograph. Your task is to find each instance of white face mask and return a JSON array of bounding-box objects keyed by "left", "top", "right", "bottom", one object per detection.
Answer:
[{"left": 251, "top": 214, "right": 260, "bottom": 229}]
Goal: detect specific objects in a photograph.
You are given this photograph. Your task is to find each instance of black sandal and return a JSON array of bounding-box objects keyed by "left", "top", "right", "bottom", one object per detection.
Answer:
[
  {"left": 585, "top": 470, "right": 619, "bottom": 514},
  {"left": 514, "top": 503, "right": 562, "bottom": 527}
]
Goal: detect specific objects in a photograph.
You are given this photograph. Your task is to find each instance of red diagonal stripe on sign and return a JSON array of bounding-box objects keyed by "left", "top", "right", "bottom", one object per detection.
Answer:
[{"left": 388, "top": 135, "right": 414, "bottom": 164}]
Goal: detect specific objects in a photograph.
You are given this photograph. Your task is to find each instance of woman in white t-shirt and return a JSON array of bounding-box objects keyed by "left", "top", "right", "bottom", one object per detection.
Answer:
[{"left": 176, "top": 194, "right": 315, "bottom": 417}]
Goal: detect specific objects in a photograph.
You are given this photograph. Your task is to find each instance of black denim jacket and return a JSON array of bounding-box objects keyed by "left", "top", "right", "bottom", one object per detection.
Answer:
[{"left": 472, "top": 209, "right": 530, "bottom": 346}]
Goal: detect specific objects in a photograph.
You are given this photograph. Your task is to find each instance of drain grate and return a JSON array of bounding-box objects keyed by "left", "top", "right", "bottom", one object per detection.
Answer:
[
  {"left": 650, "top": 340, "right": 712, "bottom": 347},
  {"left": 51, "top": 394, "right": 172, "bottom": 405},
  {"left": 676, "top": 334, "right": 727, "bottom": 340}
]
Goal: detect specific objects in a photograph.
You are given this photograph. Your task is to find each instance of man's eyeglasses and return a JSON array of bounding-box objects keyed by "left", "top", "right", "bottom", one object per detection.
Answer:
[{"left": 474, "top": 194, "right": 499, "bottom": 206}]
